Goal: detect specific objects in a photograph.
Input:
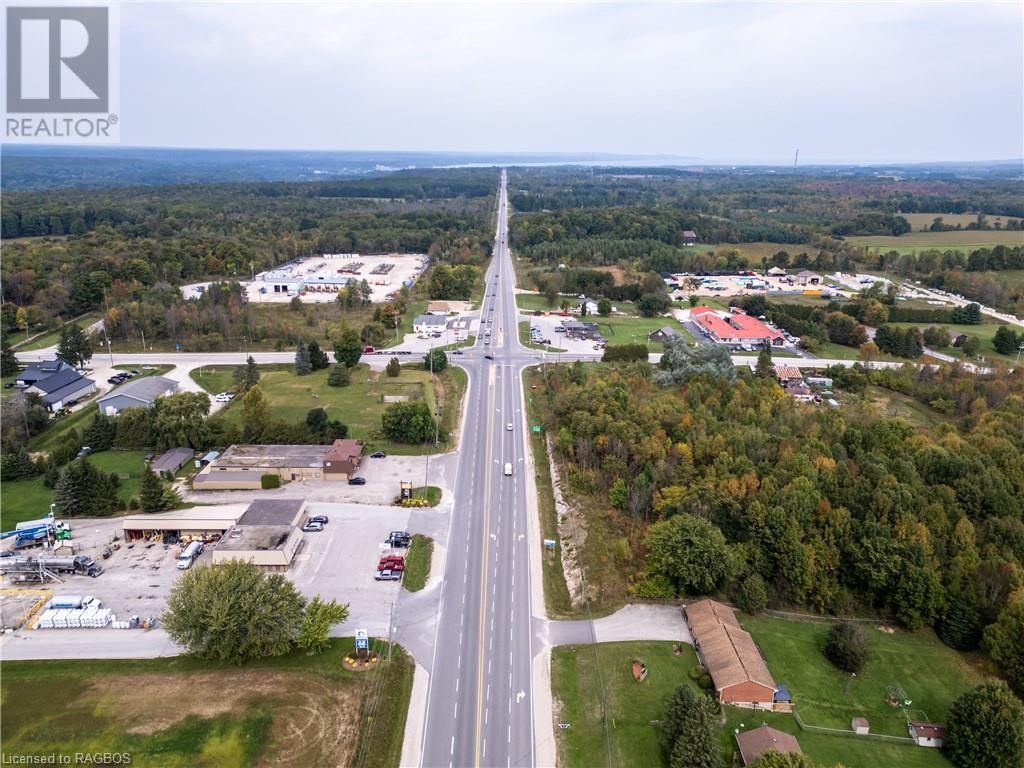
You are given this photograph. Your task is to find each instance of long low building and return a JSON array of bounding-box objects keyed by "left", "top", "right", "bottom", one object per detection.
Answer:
[
  {"left": 121, "top": 504, "right": 251, "bottom": 540},
  {"left": 194, "top": 440, "right": 364, "bottom": 489},
  {"left": 691, "top": 306, "right": 784, "bottom": 348},
  {"left": 212, "top": 499, "right": 307, "bottom": 571}
]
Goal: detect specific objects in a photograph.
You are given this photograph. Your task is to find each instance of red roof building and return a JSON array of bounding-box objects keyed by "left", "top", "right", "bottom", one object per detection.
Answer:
[{"left": 691, "top": 307, "right": 784, "bottom": 348}]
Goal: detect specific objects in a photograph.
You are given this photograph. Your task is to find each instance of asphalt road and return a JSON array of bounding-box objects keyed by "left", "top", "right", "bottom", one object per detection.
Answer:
[{"left": 419, "top": 171, "right": 534, "bottom": 768}]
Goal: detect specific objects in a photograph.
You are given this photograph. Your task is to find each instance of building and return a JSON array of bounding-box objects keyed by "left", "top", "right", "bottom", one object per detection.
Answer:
[
  {"left": 579, "top": 296, "right": 599, "bottom": 316},
  {"left": 121, "top": 504, "right": 250, "bottom": 541},
  {"left": 773, "top": 364, "right": 802, "bottom": 383},
  {"left": 795, "top": 270, "right": 821, "bottom": 286},
  {"left": 303, "top": 275, "right": 352, "bottom": 292},
  {"left": 767, "top": 266, "right": 787, "bottom": 277},
  {"left": 735, "top": 726, "right": 802, "bottom": 765},
  {"left": 648, "top": 326, "right": 680, "bottom": 343},
  {"left": 908, "top": 722, "right": 946, "bottom": 748},
  {"left": 691, "top": 307, "right": 784, "bottom": 348},
  {"left": 852, "top": 717, "right": 870, "bottom": 735},
  {"left": 96, "top": 376, "right": 178, "bottom": 415},
  {"left": 16, "top": 357, "right": 75, "bottom": 388},
  {"left": 685, "top": 599, "right": 777, "bottom": 709},
  {"left": 150, "top": 447, "right": 195, "bottom": 478},
  {"left": 413, "top": 314, "right": 447, "bottom": 334},
  {"left": 26, "top": 367, "right": 95, "bottom": 411},
  {"left": 212, "top": 499, "right": 306, "bottom": 571},
  {"left": 562, "top": 320, "right": 602, "bottom": 341},
  {"left": 193, "top": 444, "right": 331, "bottom": 490},
  {"left": 323, "top": 439, "right": 364, "bottom": 479},
  {"left": 682, "top": 230, "right": 698, "bottom": 246},
  {"left": 426, "top": 301, "right": 450, "bottom": 315}
]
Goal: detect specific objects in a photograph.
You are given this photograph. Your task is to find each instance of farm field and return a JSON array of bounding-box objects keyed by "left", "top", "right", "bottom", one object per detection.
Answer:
[
  {"left": 741, "top": 614, "right": 991, "bottom": 738},
  {"left": 899, "top": 212, "right": 1022, "bottom": 230},
  {"left": 0, "top": 450, "right": 149, "bottom": 530},
  {"left": 848, "top": 229, "right": 1023, "bottom": 252},
  {"left": 200, "top": 362, "right": 466, "bottom": 455},
  {"left": 0, "top": 638, "right": 413, "bottom": 768}
]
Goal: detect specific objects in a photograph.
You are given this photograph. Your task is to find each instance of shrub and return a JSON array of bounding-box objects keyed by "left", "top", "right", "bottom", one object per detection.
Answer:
[
  {"left": 261, "top": 474, "right": 281, "bottom": 489},
  {"left": 688, "top": 664, "right": 707, "bottom": 681},
  {"left": 736, "top": 573, "right": 768, "bottom": 615},
  {"left": 632, "top": 573, "right": 676, "bottom": 599},
  {"left": 697, "top": 674, "right": 713, "bottom": 690},
  {"left": 824, "top": 621, "right": 870, "bottom": 674},
  {"left": 327, "top": 364, "right": 351, "bottom": 387}
]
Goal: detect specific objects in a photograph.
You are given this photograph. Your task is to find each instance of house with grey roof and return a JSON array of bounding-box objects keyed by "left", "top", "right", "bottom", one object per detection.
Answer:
[
  {"left": 413, "top": 314, "right": 447, "bottom": 334},
  {"left": 96, "top": 376, "right": 178, "bottom": 415},
  {"left": 16, "top": 357, "right": 74, "bottom": 388}
]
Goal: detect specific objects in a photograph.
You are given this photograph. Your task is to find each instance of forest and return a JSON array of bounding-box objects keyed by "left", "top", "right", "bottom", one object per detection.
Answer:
[{"left": 535, "top": 353, "right": 1024, "bottom": 691}]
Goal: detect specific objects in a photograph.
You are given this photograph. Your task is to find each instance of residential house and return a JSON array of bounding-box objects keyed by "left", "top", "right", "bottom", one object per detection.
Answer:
[
  {"left": 96, "top": 376, "right": 178, "bottom": 415},
  {"left": 648, "top": 326, "right": 680, "bottom": 343},
  {"left": 684, "top": 599, "right": 778, "bottom": 709},
  {"left": 735, "top": 726, "right": 802, "bottom": 765},
  {"left": 681, "top": 230, "right": 698, "bottom": 246},
  {"left": 426, "top": 301, "right": 450, "bottom": 315},
  {"left": 766, "top": 266, "right": 787, "bottom": 277},
  {"left": 908, "top": 722, "right": 946, "bottom": 748},
  {"left": 578, "top": 295, "right": 599, "bottom": 316}
]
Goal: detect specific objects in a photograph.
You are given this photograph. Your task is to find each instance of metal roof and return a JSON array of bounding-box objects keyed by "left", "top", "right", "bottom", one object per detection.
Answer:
[{"left": 97, "top": 376, "right": 177, "bottom": 405}]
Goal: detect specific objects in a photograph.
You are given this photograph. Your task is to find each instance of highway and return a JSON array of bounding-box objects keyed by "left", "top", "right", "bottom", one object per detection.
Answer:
[{"left": 419, "top": 171, "right": 535, "bottom": 767}]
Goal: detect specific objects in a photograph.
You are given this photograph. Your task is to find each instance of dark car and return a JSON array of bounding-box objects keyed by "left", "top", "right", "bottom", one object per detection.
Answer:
[
  {"left": 3, "top": 382, "right": 14, "bottom": 389},
  {"left": 348, "top": 476, "right": 366, "bottom": 485},
  {"left": 484, "top": 354, "right": 494, "bottom": 360},
  {"left": 370, "top": 451, "right": 387, "bottom": 459},
  {"left": 308, "top": 515, "right": 329, "bottom": 525}
]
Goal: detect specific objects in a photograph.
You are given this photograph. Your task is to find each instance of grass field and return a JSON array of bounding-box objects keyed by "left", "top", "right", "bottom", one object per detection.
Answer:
[
  {"left": 402, "top": 534, "right": 433, "bottom": 592},
  {"left": 551, "top": 641, "right": 700, "bottom": 768},
  {"left": 848, "top": 229, "right": 1023, "bottom": 252},
  {"left": 523, "top": 370, "right": 574, "bottom": 618},
  {"left": 200, "top": 363, "right": 466, "bottom": 455},
  {"left": 0, "top": 637, "right": 413, "bottom": 768},
  {"left": 595, "top": 316, "right": 693, "bottom": 349},
  {"left": 885, "top": 321, "right": 1023, "bottom": 365},
  {"left": 741, "top": 614, "right": 990, "bottom": 738},
  {"left": 899, "top": 213, "right": 1022, "bottom": 231},
  {"left": 862, "top": 385, "right": 956, "bottom": 432},
  {"left": 11, "top": 313, "right": 102, "bottom": 352},
  {"left": 1, "top": 450, "right": 149, "bottom": 530}
]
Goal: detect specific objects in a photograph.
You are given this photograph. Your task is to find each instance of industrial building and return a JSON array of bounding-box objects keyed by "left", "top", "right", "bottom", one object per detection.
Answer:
[
  {"left": 193, "top": 439, "right": 364, "bottom": 489},
  {"left": 97, "top": 376, "right": 178, "bottom": 415},
  {"left": 121, "top": 504, "right": 250, "bottom": 541},
  {"left": 212, "top": 499, "right": 306, "bottom": 571}
]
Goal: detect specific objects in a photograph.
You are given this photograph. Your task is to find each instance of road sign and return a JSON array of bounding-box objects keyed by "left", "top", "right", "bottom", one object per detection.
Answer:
[
  {"left": 355, "top": 629, "right": 369, "bottom": 651},
  {"left": 532, "top": 425, "right": 541, "bottom": 433}
]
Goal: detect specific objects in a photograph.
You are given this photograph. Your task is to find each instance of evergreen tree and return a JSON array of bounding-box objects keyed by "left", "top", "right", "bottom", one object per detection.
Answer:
[
  {"left": 233, "top": 356, "right": 260, "bottom": 391},
  {"left": 294, "top": 341, "right": 312, "bottom": 376},
  {"left": 54, "top": 460, "right": 116, "bottom": 517},
  {"left": 327, "top": 364, "right": 351, "bottom": 387},
  {"left": 140, "top": 467, "right": 169, "bottom": 513},
  {"left": 736, "top": 573, "right": 768, "bottom": 614},
  {"left": 386, "top": 356, "right": 401, "bottom": 377},
  {"left": 660, "top": 685, "right": 696, "bottom": 757},
  {"left": 983, "top": 592, "right": 1024, "bottom": 694},
  {"left": 992, "top": 325, "right": 1021, "bottom": 355},
  {"left": 333, "top": 326, "right": 363, "bottom": 367},
  {"left": 663, "top": 688, "right": 722, "bottom": 768},
  {"left": 754, "top": 347, "right": 775, "bottom": 379},
  {"left": 938, "top": 589, "right": 982, "bottom": 651},
  {"left": 82, "top": 413, "right": 116, "bottom": 452},
  {"left": 0, "top": 338, "right": 18, "bottom": 377},
  {"left": 307, "top": 340, "right": 330, "bottom": 370},
  {"left": 56, "top": 323, "right": 94, "bottom": 367},
  {"left": 0, "top": 447, "right": 40, "bottom": 480}
]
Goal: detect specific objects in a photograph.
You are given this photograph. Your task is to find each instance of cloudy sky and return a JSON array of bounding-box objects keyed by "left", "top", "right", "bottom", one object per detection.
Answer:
[{"left": 119, "top": 1, "right": 1022, "bottom": 163}]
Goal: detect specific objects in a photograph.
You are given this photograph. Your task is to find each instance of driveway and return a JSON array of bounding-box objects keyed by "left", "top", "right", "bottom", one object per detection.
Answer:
[{"left": 540, "top": 603, "right": 692, "bottom": 648}]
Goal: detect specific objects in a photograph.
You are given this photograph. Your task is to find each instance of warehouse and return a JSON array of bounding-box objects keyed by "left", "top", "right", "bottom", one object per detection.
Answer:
[
  {"left": 212, "top": 500, "right": 306, "bottom": 571},
  {"left": 193, "top": 444, "right": 330, "bottom": 490},
  {"left": 121, "top": 504, "right": 249, "bottom": 541},
  {"left": 97, "top": 376, "right": 178, "bottom": 415}
]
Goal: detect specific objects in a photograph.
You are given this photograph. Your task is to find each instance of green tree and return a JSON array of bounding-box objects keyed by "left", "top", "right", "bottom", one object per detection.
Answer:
[
  {"left": 82, "top": 413, "right": 116, "bottom": 452},
  {"left": 296, "top": 596, "right": 350, "bottom": 654},
  {"left": 54, "top": 459, "right": 116, "bottom": 517},
  {"left": 667, "top": 690, "right": 722, "bottom": 768},
  {"left": 858, "top": 298, "right": 890, "bottom": 327},
  {"left": 824, "top": 621, "right": 870, "bottom": 674},
  {"left": 0, "top": 446, "right": 40, "bottom": 480},
  {"left": 943, "top": 681, "right": 1024, "bottom": 768},
  {"left": 660, "top": 685, "right": 697, "bottom": 759},
  {"left": 424, "top": 349, "right": 448, "bottom": 372},
  {"left": 655, "top": 337, "right": 736, "bottom": 386},
  {"left": 333, "top": 326, "right": 363, "bottom": 368},
  {"left": 152, "top": 392, "right": 211, "bottom": 450},
  {"left": 327, "top": 364, "right": 351, "bottom": 387},
  {"left": 923, "top": 326, "right": 951, "bottom": 349},
  {"left": 645, "top": 515, "right": 731, "bottom": 595},
  {"left": 602, "top": 344, "right": 649, "bottom": 363},
  {"left": 736, "top": 574, "right": 768, "bottom": 615},
  {"left": 938, "top": 589, "right": 982, "bottom": 651},
  {"left": 162, "top": 560, "right": 307, "bottom": 664},
  {"left": 232, "top": 356, "right": 260, "bottom": 391},
  {"left": 992, "top": 325, "right": 1021, "bottom": 355},
  {"left": 960, "top": 335, "right": 981, "bottom": 356},
  {"left": 951, "top": 302, "right": 982, "bottom": 325},
  {"left": 386, "top": 357, "right": 401, "bottom": 377},
  {"left": 750, "top": 753, "right": 816, "bottom": 768},
  {"left": 294, "top": 341, "right": 312, "bottom": 376},
  {"left": 140, "top": 467, "right": 170, "bottom": 513},
  {"left": 597, "top": 298, "right": 612, "bottom": 316},
  {"left": 382, "top": 400, "right": 437, "bottom": 444},
  {"left": 56, "top": 323, "right": 94, "bottom": 367},
  {"left": 0, "top": 338, "right": 18, "bottom": 377},
  {"left": 983, "top": 591, "right": 1024, "bottom": 693},
  {"left": 240, "top": 384, "right": 270, "bottom": 434},
  {"left": 307, "top": 340, "right": 330, "bottom": 370},
  {"left": 755, "top": 347, "right": 775, "bottom": 379}
]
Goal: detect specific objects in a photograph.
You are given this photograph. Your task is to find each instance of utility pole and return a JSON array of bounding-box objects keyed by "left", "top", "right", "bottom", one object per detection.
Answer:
[
  {"left": 140, "top": 328, "right": 146, "bottom": 352},
  {"left": 101, "top": 288, "right": 114, "bottom": 365}
]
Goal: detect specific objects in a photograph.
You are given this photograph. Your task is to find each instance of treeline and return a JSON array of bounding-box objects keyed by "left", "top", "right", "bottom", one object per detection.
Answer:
[{"left": 535, "top": 357, "right": 1024, "bottom": 689}]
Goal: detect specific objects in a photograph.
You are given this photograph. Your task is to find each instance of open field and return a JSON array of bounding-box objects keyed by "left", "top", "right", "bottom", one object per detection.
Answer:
[
  {"left": 741, "top": 614, "right": 991, "bottom": 738},
  {"left": 863, "top": 385, "right": 957, "bottom": 432},
  {"left": 0, "top": 638, "right": 413, "bottom": 768},
  {"left": 848, "top": 230, "right": 1023, "bottom": 252},
  {"left": 885, "top": 321, "right": 1023, "bottom": 365},
  {"left": 402, "top": 534, "right": 433, "bottom": 592},
  {"left": 10, "top": 313, "right": 103, "bottom": 352},
  {"left": 595, "top": 316, "right": 693, "bottom": 349},
  {"left": 523, "top": 369, "right": 575, "bottom": 618},
  {"left": 201, "top": 363, "right": 466, "bottom": 455},
  {"left": 899, "top": 212, "right": 1022, "bottom": 231},
  {"left": 1, "top": 450, "right": 150, "bottom": 530},
  {"left": 551, "top": 641, "right": 700, "bottom": 768}
]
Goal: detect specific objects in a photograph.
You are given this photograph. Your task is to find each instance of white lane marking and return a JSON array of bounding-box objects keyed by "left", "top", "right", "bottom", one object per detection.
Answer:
[
  {"left": 450, "top": 737, "right": 455, "bottom": 755},
  {"left": 485, "top": 708, "right": 489, "bottom": 725},
  {"left": 454, "top": 701, "right": 458, "bottom": 719},
  {"left": 489, "top": 636, "right": 493, "bottom": 651},
  {"left": 459, "top": 631, "right": 463, "bottom": 644},
  {"left": 488, "top": 658, "right": 491, "bottom": 674},
  {"left": 483, "top": 739, "right": 487, "bottom": 759},
  {"left": 457, "top": 655, "right": 461, "bottom": 670},
  {"left": 456, "top": 678, "right": 459, "bottom": 693},
  {"left": 508, "top": 725, "right": 511, "bottom": 743},
  {"left": 487, "top": 683, "right": 491, "bottom": 701}
]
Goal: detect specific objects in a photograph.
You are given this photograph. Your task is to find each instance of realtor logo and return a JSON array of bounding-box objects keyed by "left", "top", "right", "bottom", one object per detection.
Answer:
[{"left": 6, "top": 6, "right": 109, "bottom": 112}]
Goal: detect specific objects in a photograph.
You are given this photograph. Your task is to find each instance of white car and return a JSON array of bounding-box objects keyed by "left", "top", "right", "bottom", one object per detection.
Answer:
[
  {"left": 215, "top": 392, "right": 235, "bottom": 403},
  {"left": 506, "top": 422, "right": 513, "bottom": 431}
]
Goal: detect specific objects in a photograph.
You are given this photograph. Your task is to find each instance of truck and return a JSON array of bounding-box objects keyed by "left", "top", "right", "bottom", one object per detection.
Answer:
[
  {"left": 177, "top": 541, "right": 204, "bottom": 570},
  {"left": 0, "top": 555, "right": 103, "bottom": 581},
  {"left": 2, "top": 516, "right": 72, "bottom": 550}
]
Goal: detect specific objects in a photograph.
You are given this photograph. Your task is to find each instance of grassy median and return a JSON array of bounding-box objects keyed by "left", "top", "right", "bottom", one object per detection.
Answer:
[{"left": 402, "top": 534, "right": 434, "bottom": 592}]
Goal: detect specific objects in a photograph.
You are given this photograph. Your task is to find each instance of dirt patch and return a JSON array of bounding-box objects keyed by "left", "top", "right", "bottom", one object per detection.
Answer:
[
  {"left": 88, "top": 669, "right": 360, "bottom": 768},
  {"left": 592, "top": 266, "right": 627, "bottom": 286},
  {"left": 548, "top": 434, "right": 585, "bottom": 607}
]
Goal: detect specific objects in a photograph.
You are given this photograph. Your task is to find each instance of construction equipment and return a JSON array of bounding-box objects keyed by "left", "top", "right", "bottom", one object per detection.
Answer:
[{"left": 1, "top": 516, "right": 72, "bottom": 550}]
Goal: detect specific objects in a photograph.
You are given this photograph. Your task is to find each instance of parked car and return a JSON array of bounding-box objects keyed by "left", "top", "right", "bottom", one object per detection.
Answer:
[
  {"left": 302, "top": 521, "right": 324, "bottom": 533},
  {"left": 308, "top": 515, "right": 329, "bottom": 525},
  {"left": 215, "top": 392, "right": 234, "bottom": 403},
  {"left": 370, "top": 451, "right": 387, "bottom": 459},
  {"left": 375, "top": 569, "right": 402, "bottom": 581},
  {"left": 363, "top": 346, "right": 375, "bottom": 354},
  {"left": 348, "top": 476, "right": 366, "bottom": 485}
]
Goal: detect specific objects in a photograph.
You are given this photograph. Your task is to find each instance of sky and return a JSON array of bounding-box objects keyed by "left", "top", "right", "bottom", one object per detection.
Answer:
[{"left": 116, "top": 1, "right": 1022, "bottom": 163}]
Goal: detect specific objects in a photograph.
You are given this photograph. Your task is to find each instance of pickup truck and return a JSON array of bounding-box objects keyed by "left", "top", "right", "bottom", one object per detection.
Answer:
[{"left": 375, "top": 569, "right": 402, "bottom": 581}]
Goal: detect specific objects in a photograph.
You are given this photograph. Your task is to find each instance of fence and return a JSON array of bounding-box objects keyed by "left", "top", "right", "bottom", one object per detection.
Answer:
[{"left": 792, "top": 708, "right": 916, "bottom": 746}]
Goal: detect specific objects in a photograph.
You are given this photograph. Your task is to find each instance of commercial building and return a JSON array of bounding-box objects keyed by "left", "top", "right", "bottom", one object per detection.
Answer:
[
  {"left": 27, "top": 367, "right": 96, "bottom": 411},
  {"left": 16, "top": 357, "right": 75, "bottom": 388},
  {"left": 691, "top": 306, "right": 784, "bottom": 348},
  {"left": 735, "top": 726, "right": 801, "bottom": 765},
  {"left": 413, "top": 314, "right": 448, "bottom": 334},
  {"left": 795, "top": 270, "right": 821, "bottom": 286},
  {"left": 323, "top": 439, "right": 364, "bottom": 479},
  {"left": 562, "top": 319, "right": 602, "bottom": 341},
  {"left": 684, "top": 599, "right": 778, "bottom": 709},
  {"left": 212, "top": 499, "right": 306, "bottom": 571},
  {"left": 96, "top": 376, "right": 178, "bottom": 415},
  {"left": 121, "top": 504, "right": 250, "bottom": 541},
  {"left": 193, "top": 444, "right": 331, "bottom": 490}
]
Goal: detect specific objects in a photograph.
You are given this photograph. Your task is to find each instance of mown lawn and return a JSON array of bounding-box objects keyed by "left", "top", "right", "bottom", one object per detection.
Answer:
[
  {"left": 595, "top": 316, "right": 694, "bottom": 349},
  {"left": 203, "top": 363, "right": 465, "bottom": 455},
  {"left": 1, "top": 451, "right": 150, "bottom": 531},
  {"left": 741, "top": 614, "right": 991, "bottom": 738},
  {"left": 11, "top": 312, "right": 102, "bottom": 351},
  {"left": 1, "top": 638, "right": 413, "bottom": 768},
  {"left": 402, "top": 534, "right": 433, "bottom": 592},
  {"left": 551, "top": 641, "right": 700, "bottom": 768}
]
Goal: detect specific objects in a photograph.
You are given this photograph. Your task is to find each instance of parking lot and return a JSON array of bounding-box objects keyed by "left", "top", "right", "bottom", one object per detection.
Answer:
[{"left": 525, "top": 314, "right": 607, "bottom": 354}]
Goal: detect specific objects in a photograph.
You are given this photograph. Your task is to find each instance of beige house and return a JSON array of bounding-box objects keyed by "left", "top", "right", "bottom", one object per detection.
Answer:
[
  {"left": 212, "top": 500, "right": 307, "bottom": 571},
  {"left": 193, "top": 444, "right": 332, "bottom": 490}
]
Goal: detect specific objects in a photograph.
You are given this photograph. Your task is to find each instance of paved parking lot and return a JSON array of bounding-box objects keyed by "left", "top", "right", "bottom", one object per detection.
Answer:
[{"left": 524, "top": 314, "right": 605, "bottom": 354}]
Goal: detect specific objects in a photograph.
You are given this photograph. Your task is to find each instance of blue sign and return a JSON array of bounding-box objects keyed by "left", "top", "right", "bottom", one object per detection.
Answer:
[{"left": 355, "top": 629, "right": 369, "bottom": 651}]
